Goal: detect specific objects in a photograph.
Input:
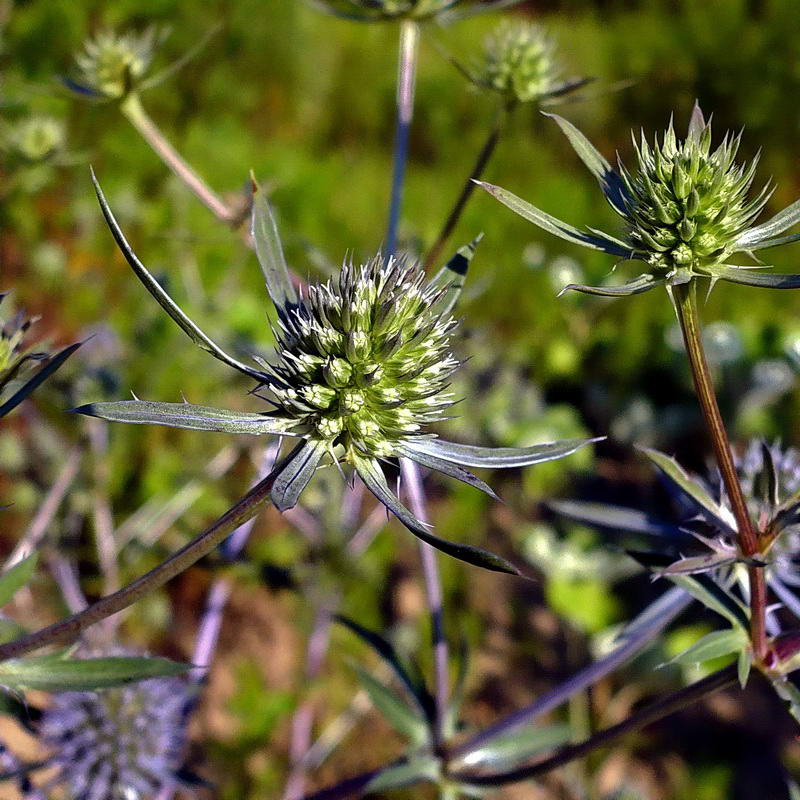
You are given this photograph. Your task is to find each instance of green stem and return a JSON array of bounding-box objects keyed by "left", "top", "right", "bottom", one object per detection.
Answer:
[
  {"left": 121, "top": 93, "right": 240, "bottom": 226},
  {"left": 0, "top": 471, "right": 277, "bottom": 662},
  {"left": 423, "top": 103, "right": 512, "bottom": 271},
  {"left": 671, "top": 280, "right": 767, "bottom": 660}
]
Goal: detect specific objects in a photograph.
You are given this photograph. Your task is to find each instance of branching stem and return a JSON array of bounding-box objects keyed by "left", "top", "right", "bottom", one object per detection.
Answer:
[{"left": 671, "top": 280, "right": 767, "bottom": 660}]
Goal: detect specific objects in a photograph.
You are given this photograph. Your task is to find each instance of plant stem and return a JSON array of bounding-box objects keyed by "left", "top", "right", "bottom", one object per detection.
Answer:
[
  {"left": 121, "top": 93, "right": 238, "bottom": 226},
  {"left": 0, "top": 470, "right": 277, "bottom": 662},
  {"left": 385, "top": 20, "right": 420, "bottom": 257},
  {"left": 424, "top": 103, "right": 511, "bottom": 271},
  {"left": 401, "top": 458, "right": 449, "bottom": 748},
  {"left": 671, "top": 280, "right": 767, "bottom": 660},
  {"left": 448, "top": 663, "right": 738, "bottom": 787}
]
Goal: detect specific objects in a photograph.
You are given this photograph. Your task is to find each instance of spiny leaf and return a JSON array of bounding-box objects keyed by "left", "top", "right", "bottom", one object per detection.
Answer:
[
  {"left": 706, "top": 264, "right": 800, "bottom": 289},
  {"left": 73, "top": 400, "right": 297, "bottom": 435},
  {"left": 735, "top": 197, "right": 800, "bottom": 246},
  {"left": 559, "top": 273, "right": 663, "bottom": 297},
  {"left": 270, "top": 440, "right": 327, "bottom": 512}
]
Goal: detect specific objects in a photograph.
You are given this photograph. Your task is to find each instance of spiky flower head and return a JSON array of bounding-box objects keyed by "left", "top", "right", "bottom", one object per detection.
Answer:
[
  {"left": 78, "top": 175, "right": 595, "bottom": 574},
  {"left": 268, "top": 254, "right": 457, "bottom": 460},
  {"left": 40, "top": 667, "right": 190, "bottom": 800},
  {"left": 0, "top": 115, "right": 66, "bottom": 163},
  {"left": 73, "top": 28, "right": 158, "bottom": 100},
  {"left": 480, "top": 104, "right": 800, "bottom": 296},
  {"left": 478, "top": 22, "right": 559, "bottom": 104}
]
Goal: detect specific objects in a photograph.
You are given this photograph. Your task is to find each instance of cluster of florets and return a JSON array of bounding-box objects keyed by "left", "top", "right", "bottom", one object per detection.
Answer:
[
  {"left": 75, "top": 28, "right": 158, "bottom": 99},
  {"left": 480, "top": 21, "right": 558, "bottom": 104},
  {"left": 268, "top": 255, "right": 458, "bottom": 459},
  {"left": 40, "top": 667, "right": 190, "bottom": 800},
  {"left": 1, "top": 115, "right": 66, "bottom": 163},
  {"left": 314, "top": 0, "right": 460, "bottom": 21},
  {"left": 621, "top": 120, "right": 769, "bottom": 273}
]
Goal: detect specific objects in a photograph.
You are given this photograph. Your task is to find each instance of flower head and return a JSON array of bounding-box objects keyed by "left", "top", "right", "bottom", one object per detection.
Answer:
[
  {"left": 72, "top": 28, "right": 158, "bottom": 100},
  {"left": 40, "top": 666, "right": 190, "bottom": 800},
  {"left": 480, "top": 103, "right": 800, "bottom": 296},
  {"left": 311, "top": 0, "right": 464, "bottom": 21},
  {"left": 78, "top": 172, "right": 596, "bottom": 574},
  {"left": 0, "top": 115, "right": 66, "bottom": 163}
]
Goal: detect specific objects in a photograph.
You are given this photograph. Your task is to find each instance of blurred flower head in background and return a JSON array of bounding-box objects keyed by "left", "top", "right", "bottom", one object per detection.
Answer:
[{"left": 0, "top": 115, "right": 66, "bottom": 163}]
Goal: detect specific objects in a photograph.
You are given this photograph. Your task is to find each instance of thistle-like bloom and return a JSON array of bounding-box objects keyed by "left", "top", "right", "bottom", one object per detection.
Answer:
[
  {"left": 40, "top": 669, "right": 190, "bottom": 800},
  {"left": 77, "top": 172, "right": 596, "bottom": 573},
  {"left": 480, "top": 104, "right": 800, "bottom": 296},
  {"left": 0, "top": 115, "right": 66, "bottom": 163},
  {"left": 0, "top": 293, "right": 79, "bottom": 418},
  {"left": 465, "top": 21, "right": 588, "bottom": 106},
  {"left": 70, "top": 28, "right": 159, "bottom": 100}
]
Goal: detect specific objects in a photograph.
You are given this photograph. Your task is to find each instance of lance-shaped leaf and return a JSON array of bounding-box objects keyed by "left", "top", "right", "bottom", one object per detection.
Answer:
[
  {"left": 558, "top": 273, "right": 663, "bottom": 297},
  {"left": 429, "top": 234, "right": 482, "bottom": 317},
  {"left": 543, "top": 112, "right": 630, "bottom": 215},
  {"left": 351, "top": 664, "right": 429, "bottom": 747},
  {"left": 336, "top": 616, "right": 434, "bottom": 723},
  {"left": 0, "top": 341, "right": 81, "bottom": 419},
  {"left": 251, "top": 175, "right": 298, "bottom": 309},
  {"left": 452, "top": 723, "right": 571, "bottom": 771},
  {"left": 705, "top": 264, "right": 800, "bottom": 290},
  {"left": 476, "top": 181, "right": 633, "bottom": 258},
  {"left": 271, "top": 439, "right": 327, "bottom": 512},
  {"left": 91, "top": 169, "right": 266, "bottom": 383},
  {"left": 0, "top": 553, "right": 39, "bottom": 608},
  {"left": 364, "top": 756, "right": 440, "bottom": 794},
  {"left": 735, "top": 197, "right": 800, "bottom": 247},
  {"left": 74, "top": 399, "right": 297, "bottom": 436},
  {"left": 408, "top": 436, "right": 599, "bottom": 470},
  {"left": 738, "top": 648, "right": 753, "bottom": 688},
  {"left": 670, "top": 574, "right": 749, "bottom": 631},
  {"left": 666, "top": 627, "right": 747, "bottom": 667},
  {"left": 353, "top": 455, "right": 520, "bottom": 575},
  {"left": 0, "top": 654, "right": 189, "bottom": 692},
  {"left": 637, "top": 447, "right": 735, "bottom": 535},
  {"left": 549, "top": 500, "right": 682, "bottom": 539},
  {"left": 395, "top": 441, "right": 498, "bottom": 500},
  {"left": 657, "top": 551, "right": 738, "bottom": 576}
]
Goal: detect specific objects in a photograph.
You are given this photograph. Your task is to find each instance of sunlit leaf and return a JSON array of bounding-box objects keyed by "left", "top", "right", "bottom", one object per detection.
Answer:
[
  {"left": 364, "top": 756, "right": 440, "bottom": 794},
  {"left": 706, "top": 264, "right": 800, "bottom": 289},
  {"left": 666, "top": 628, "right": 746, "bottom": 667},
  {"left": 396, "top": 442, "right": 498, "bottom": 499},
  {"left": 270, "top": 440, "right": 327, "bottom": 511},
  {"left": 559, "top": 273, "right": 663, "bottom": 297},
  {"left": 452, "top": 723, "right": 571, "bottom": 770},
  {"left": 735, "top": 198, "right": 800, "bottom": 246}
]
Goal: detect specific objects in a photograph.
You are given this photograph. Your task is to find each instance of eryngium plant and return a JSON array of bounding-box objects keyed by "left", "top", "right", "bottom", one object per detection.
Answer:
[
  {"left": 480, "top": 104, "right": 800, "bottom": 295},
  {"left": 0, "top": 293, "right": 79, "bottom": 418},
  {"left": 77, "top": 173, "right": 595, "bottom": 573},
  {"left": 40, "top": 668, "right": 190, "bottom": 800},
  {"left": 69, "top": 27, "right": 160, "bottom": 100},
  {"left": 467, "top": 21, "right": 588, "bottom": 106},
  {"left": 310, "top": 0, "right": 504, "bottom": 21}
]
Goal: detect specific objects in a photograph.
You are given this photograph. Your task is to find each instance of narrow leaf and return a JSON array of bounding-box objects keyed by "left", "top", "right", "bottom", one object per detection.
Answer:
[
  {"left": 408, "top": 436, "right": 599, "bottom": 470},
  {"left": 738, "top": 648, "right": 753, "bottom": 688},
  {"left": 549, "top": 500, "right": 680, "bottom": 538},
  {"left": 91, "top": 169, "right": 266, "bottom": 382},
  {"left": 707, "top": 264, "right": 800, "bottom": 290},
  {"left": 544, "top": 113, "right": 630, "bottom": 214},
  {"left": 396, "top": 442, "right": 498, "bottom": 500},
  {"left": 0, "top": 654, "right": 190, "bottom": 692},
  {"left": 354, "top": 455, "right": 520, "bottom": 575},
  {"left": 736, "top": 197, "right": 800, "bottom": 246},
  {"left": 657, "top": 552, "right": 737, "bottom": 576},
  {"left": 637, "top": 447, "right": 735, "bottom": 534},
  {"left": 559, "top": 273, "right": 662, "bottom": 297},
  {"left": 667, "top": 628, "right": 746, "bottom": 666},
  {"left": 271, "top": 440, "right": 327, "bottom": 512},
  {"left": 453, "top": 723, "right": 571, "bottom": 770},
  {"left": 364, "top": 756, "right": 440, "bottom": 794},
  {"left": 738, "top": 231, "right": 800, "bottom": 251},
  {"left": 250, "top": 175, "right": 298, "bottom": 308},
  {"left": 74, "top": 400, "right": 297, "bottom": 435},
  {"left": 670, "top": 575, "right": 749, "bottom": 631},
  {"left": 477, "top": 181, "right": 632, "bottom": 257},
  {"left": 429, "top": 234, "right": 482, "bottom": 316},
  {"left": 352, "top": 664, "right": 429, "bottom": 746},
  {"left": 0, "top": 553, "right": 39, "bottom": 607},
  {"left": 0, "top": 342, "right": 81, "bottom": 418}
]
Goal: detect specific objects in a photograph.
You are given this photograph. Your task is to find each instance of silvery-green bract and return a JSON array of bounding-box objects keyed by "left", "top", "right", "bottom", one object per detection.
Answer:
[
  {"left": 77, "top": 171, "right": 597, "bottom": 574},
  {"left": 480, "top": 104, "right": 800, "bottom": 296}
]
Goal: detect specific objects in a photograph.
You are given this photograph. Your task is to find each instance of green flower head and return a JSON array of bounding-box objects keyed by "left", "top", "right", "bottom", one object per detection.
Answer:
[
  {"left": 79, "top": 172, "right": 596, "bottom": 574},
  {"left": 1, "top": 115, "right": 66, "bottom": 163},
  {"left": 72, "top": 28, "right": 158, "bottom": 100},
  {"left": 480, "top": 104, "right": 800, "bottom": 296}
]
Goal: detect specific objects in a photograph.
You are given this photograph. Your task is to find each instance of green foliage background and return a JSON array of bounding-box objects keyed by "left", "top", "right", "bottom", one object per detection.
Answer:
[{"left": 3, "top": 0, "right": 800, "bottom": 797}]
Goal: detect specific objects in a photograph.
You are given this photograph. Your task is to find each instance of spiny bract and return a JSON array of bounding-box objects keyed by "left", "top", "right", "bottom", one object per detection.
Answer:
[
  {"left": 480, "top": 104, "right": 800, "bottom": 296},
  {"left": 74, "top": 28, "right": 158, "bottom": 99},
  {"left": 269, "top": 254, "right": 458, "bottom": 460}
]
